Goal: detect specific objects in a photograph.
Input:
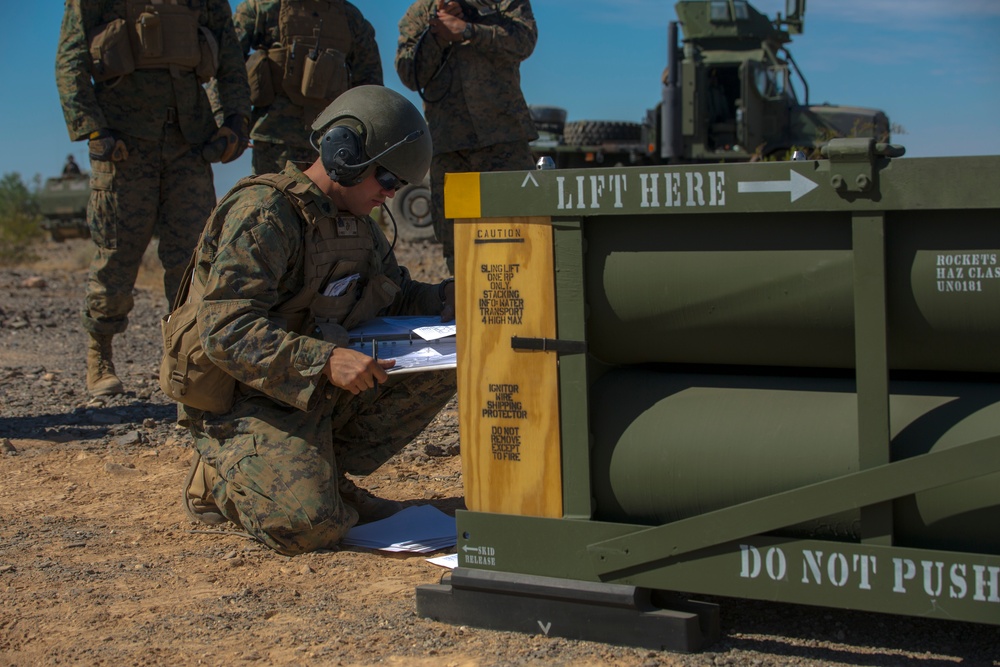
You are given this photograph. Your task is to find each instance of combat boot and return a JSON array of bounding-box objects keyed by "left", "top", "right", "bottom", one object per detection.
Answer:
[
  {"left": 183, "top": 451, "right": 228, "bottom": 525},
  {"left": 86, "top": 333, "right": 123, "bottom": 397},
  {"left": 339, "top": 475, "right": 404, "bottom": 523}
]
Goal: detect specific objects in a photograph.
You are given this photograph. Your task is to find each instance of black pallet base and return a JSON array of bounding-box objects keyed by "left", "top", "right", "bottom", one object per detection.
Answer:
[{"left": 416, "top": 568, "right": 720, "bottom": 652}]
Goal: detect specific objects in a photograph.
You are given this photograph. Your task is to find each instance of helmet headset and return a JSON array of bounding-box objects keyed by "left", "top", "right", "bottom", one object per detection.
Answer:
[
  {"left": 310, "top": 86, "right": 432, "bottom": 189},
  {"left": 320, "top": 123, "right": 424, "bottom": 187}
]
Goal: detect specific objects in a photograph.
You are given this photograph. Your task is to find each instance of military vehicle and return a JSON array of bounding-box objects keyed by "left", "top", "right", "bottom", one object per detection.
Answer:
[
  {"left": 416, "top": 139, "right": 1000, "bottom": 650},
  {"left": 531, "top": 0, "right": 890, "bottom": 169},
  {"left": 35, "top": 165, "right": 435, "bottom": 246},
  {"left": 36, "top": 173, "right": 90, "bottom": 242},
  {"left": 385, "top": 174, "right": 434, "bottom": 242}
]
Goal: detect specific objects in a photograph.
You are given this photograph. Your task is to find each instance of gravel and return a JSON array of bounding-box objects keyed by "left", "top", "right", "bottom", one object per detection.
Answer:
[{"left": 1, "top": 237, "right": 997, "bottom": 666}]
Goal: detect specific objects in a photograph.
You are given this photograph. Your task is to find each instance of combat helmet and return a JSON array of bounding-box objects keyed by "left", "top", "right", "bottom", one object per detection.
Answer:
[{"left": 311, "top": 85, "right": 432, "bottom": 187}]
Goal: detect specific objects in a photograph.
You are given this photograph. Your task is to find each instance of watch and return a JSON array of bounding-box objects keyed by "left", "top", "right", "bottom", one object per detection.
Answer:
[{"left": 462, "top": 22, "right": 475, "bottom": 42}]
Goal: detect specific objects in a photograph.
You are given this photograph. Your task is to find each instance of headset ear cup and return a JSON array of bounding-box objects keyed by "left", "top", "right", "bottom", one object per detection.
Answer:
[{"left": 321, "top": 124, "right": 365, "bottom": 185}]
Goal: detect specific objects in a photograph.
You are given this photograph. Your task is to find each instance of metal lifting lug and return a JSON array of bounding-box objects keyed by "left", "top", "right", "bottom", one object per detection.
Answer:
[{"left": 822, "top": 138, "right": 906, "bottom": 196}]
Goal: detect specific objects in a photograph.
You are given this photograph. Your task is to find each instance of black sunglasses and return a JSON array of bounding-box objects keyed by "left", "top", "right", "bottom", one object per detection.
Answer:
[{"left": 374, "top": 165, "right": 405, "bottom": 192}]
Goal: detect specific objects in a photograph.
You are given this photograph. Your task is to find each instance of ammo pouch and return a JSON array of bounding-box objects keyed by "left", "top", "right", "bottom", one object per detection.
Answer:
[
  {"left": 91, "top": 2, "right": 216, "bottom": 83},
  {"left": 301, "top": 47, "right": 349, "bottom": 101},
  {"left": 159, "top": 257, "right": 236, "bottom": 414},
  {"left": 246, "top": 49, "right": 275, "bottom": 107},
  {"left": 343, "top": 274, "right": 400, "bottom": 331},
  {"left": 89, "top": 18, "right": 136, "bottom": 82},
  {"left": 259, "top": 0, "right": 352, "bottom": 113},
  {"left": 130, "top": 2, "right": 201, "bottom": 70},
  {"left": 280, "top": 39, "right": 349, "bottom": 108}
]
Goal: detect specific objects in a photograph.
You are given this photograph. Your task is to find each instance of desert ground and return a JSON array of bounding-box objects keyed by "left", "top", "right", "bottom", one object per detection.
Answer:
[{"left": 1, "top": 235, "right": 997, "bottom": 666}]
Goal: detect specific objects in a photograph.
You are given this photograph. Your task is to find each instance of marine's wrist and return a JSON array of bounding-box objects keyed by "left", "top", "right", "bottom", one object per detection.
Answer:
[{"left": 438, "top": 277, "right": 455, "bottom": 304}]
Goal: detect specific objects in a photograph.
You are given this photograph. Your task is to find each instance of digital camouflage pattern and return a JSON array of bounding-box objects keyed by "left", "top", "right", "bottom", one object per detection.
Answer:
[
  {"left": 233, "top": 0, "right": 383, "bottom": 174},
  {"left": 395, "top": 0, "right": 537, "bottom": 155},
  {"left": 181, "top": 162, "right": 456, "bottom": 554},
  {"left": 193, "top": 369, "right": 455, "bottom": 555},
  {"left": 395, "top": 0, "right": 538, "bottom": 271},
  {"left": 87, "top": 133, "right": 215, "bottom": 333},
  {"left": 56, "top": 0, "right": 250, "bottom": 145},
  {"left": 55, "top": 0, "right": 251, "bottom": 333}
]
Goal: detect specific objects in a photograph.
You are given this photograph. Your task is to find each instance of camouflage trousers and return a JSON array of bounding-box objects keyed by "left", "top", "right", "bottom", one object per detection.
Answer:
[
  {"left": 431, "top": 141, "right": 535, "bottom": 274},
  {"left": 191, "top": 369, "right": 457, "bottom": 555},
  {"left": 84, "top": 125, "right": 214, "bottom": 335},
  {"left": 251, "top": 140, "right": 317, "bottom": 176}
]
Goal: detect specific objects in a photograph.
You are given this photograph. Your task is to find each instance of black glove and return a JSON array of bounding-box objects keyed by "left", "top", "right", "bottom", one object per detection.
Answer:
[
  {"left": 88, "top": 129, "right": 129, "bottom": 162},
  {"left": 202, "top": 114, "right": 249, "bottom": 164}
]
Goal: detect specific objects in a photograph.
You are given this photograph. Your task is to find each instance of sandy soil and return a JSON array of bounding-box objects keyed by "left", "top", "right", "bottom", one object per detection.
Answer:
[{"left": 1, "top": 236, "right": 997, "bottom": 666}]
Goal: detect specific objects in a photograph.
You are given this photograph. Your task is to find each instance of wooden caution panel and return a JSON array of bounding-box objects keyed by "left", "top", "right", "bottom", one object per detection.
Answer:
[{"left": 455, "top": 216, "right": 562, "bottom": 517}]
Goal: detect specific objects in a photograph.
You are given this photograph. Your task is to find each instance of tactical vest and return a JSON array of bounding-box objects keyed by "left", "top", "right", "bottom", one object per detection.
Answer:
[
  {"left": 213, "top": 172, "right": 399, "bottom": 340},
  {"left": 162, "top": 171, "right": 399, "bottom": 412},
  {"left": 246, "top": 0, "right": 353, "bottom": 116},
  {"left": 268, "top": 174, "right": 400, "bottom": 341},
  {"left": 89, "top": 0, "right": 218, "bottom": 83}
]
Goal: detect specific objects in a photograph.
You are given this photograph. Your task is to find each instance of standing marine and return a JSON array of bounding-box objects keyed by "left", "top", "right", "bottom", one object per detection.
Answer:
[
  {"left": 232, "top": 0, "right": 384, "bottom": 175},
  {"left": 396, "top": 0, "right": 538, "bottom": 274},
  {"left": 55, "top": 0, "right": 251, "bottom": 398}
]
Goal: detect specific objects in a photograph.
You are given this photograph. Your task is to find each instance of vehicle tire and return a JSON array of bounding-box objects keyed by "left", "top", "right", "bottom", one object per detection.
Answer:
[
  {"left": 386, "top": 178, "right": 435, "bottom": 242},
  {"left": 564, "top": 120, "right": 643, "bottom": 146},
  {"left": 529, "top": 106, "right": 568, "bottom": 136},
  {"left": 48, "top": 223, "right": 90, "bottom": 242}
]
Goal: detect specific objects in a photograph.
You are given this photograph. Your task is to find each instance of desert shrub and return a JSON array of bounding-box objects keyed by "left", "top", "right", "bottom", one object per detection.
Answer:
[{"left": 0, "top": 172, "right": 44, "bottom": 264}]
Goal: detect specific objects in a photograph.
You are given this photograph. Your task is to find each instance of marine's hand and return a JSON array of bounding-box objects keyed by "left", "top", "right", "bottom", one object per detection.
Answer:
[
  {"left": 440, "top": 279, "right": 456, "bottom": 322},
  {"left": 430, "top": 9, "right": 467, "bottom": 42},
  {"left": 437, "top": 0, "right": 463, "bottom": 17},
  {"left": 88, "top": 129, "right": 129, "bottom": 162},
  {"left": 323, "top": 346, "right": 395, "bottom": 395},
  {"left": 202, "top": 114, "right": 250, "bottom": 164}
]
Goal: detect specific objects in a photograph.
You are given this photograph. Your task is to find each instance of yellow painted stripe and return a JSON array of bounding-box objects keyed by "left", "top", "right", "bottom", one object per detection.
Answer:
[{"left": 444, "top": 172, "right": 482, "bottom": 219}]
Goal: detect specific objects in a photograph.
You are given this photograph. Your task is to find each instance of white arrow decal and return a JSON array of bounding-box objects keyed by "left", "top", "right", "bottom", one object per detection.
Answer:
[
  {"left": 537, "top": 620, "right": 552, "bottom": 635},
  {"left": 461, "top": 545, "right": 479, "bottom": 553},
  {"left": 521, "top": 172, "right": 539, "bottom": 188},
  {"left": 737, "top": 170, "right": 818, "bottom": 203}
]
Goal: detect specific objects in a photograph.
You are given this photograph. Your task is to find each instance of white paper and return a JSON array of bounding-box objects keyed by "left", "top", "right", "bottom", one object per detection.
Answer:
[
  {"left": 412, "top": 324, "right": 457, "bottom": 341},
  {"left": 347, "top": 317, "right": 457, "bottom": 374},
  {"left": 426, "top": 553, "right": 458, "bottom": 569},
  {"left": 342, "top": 505, "right": 457, "bottom": 553},
  {"left": 362, "top": 339, "right": 457, "bottom": 374},
  {"left": 324, "top": 273, "right": 360, "bottom": 297}
]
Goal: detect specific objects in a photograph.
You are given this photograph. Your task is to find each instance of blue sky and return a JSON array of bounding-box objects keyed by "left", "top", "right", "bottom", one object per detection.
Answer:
[{"left": 3, "top": 0, "right": 998, "bottom": 197}]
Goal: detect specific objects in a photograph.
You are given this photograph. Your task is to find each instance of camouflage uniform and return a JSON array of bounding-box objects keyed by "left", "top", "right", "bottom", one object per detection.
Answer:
[
  {"left": 55, "top": 0, "right": 251, "bottom": 336},
  {"left": 395, "top": 0, "right": 538, "bottom": 273},
  {"left": 181, "top": 163, "right": 456, "bottom": 555},
  {"left": 233, "top": 0, "right": 383, "bottom": 175}
]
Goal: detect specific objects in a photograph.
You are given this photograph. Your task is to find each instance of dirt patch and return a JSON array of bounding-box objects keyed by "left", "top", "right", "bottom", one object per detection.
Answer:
[{"left": 1, "top": 237, "right": 997, "bottom": 666}]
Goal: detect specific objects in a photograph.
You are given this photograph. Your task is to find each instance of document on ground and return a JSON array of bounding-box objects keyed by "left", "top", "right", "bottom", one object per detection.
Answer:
[{"left": 342, "top": 505, "right": 457, "bottom": 553}]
